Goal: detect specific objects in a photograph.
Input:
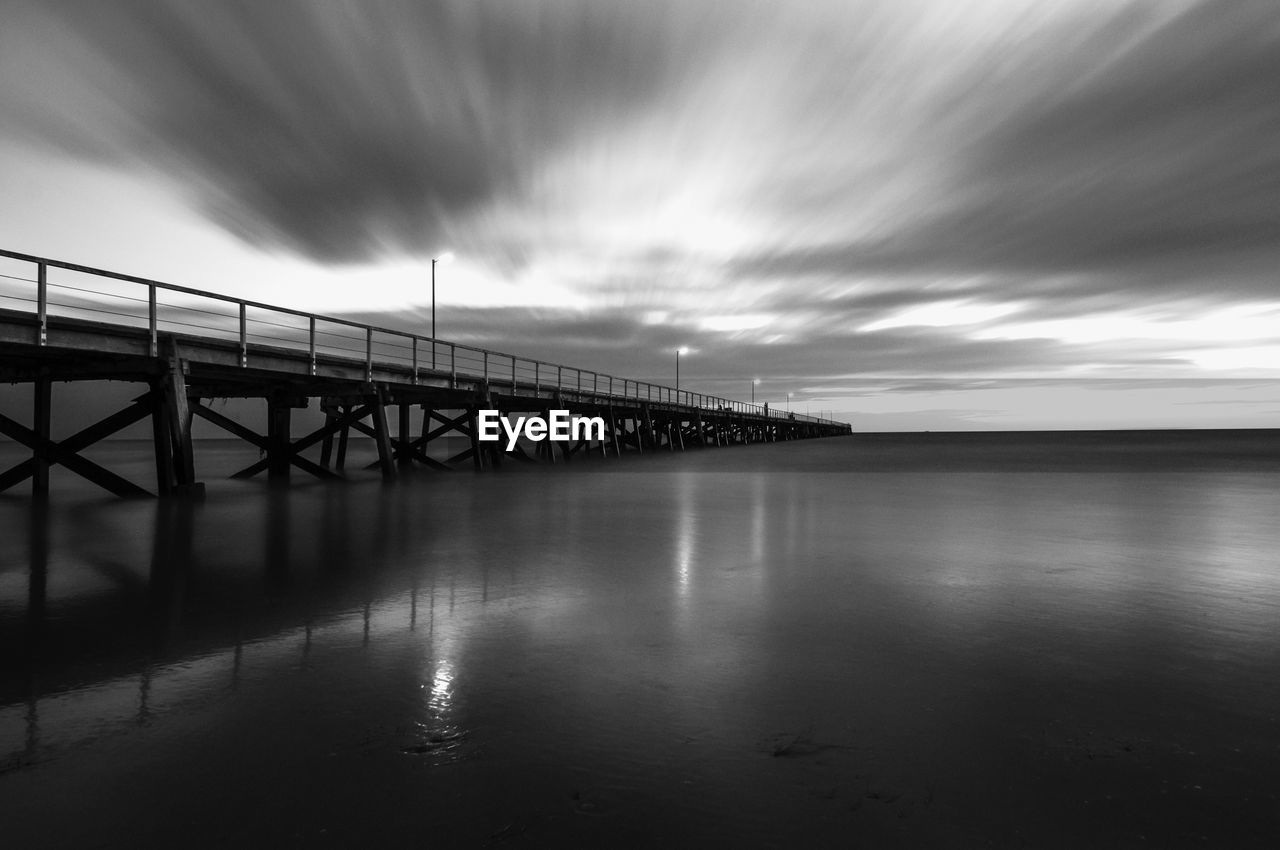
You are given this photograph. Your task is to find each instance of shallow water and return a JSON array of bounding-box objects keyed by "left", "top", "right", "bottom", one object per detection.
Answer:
[{"left": 2, "top": 434, "right": 1279, "bottom": 847}]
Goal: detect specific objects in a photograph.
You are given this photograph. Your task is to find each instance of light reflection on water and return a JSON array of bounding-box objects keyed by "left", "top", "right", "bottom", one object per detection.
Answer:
[
  {"left": 674, "top": 474, "right": 695, "bottom": 601},
  {"left": 429, "top": 657, "right": 454, "bottom": 713},
  {"left": 1, "top": 437, "right": 1279, "bottom": 845}
]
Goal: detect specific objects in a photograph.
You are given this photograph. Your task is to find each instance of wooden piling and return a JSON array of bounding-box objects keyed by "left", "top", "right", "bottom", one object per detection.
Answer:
[
  {"left": 151, "top": 381, "right": 174, "bottom": 496},
  {"left": 267, "top": 396, "right": 292, "bottom": 481},
  {"left": 161, "top": 341, "right": 196, "bottom": 491},
  {"left": 319, "top": 401, "right": 337, "bottom": 469},
  {"left": 398, "top": 402, "right": 413, "bottom": 469},
  {"left": 370, "top": 387, "right": 396, "bottom": 479},
  {"left": 32, "top": 378, "right": 50, "bottom": 499}
]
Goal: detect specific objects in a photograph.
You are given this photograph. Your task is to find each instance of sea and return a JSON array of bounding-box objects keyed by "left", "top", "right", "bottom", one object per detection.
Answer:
[{"left": 2, "top": 431, "right": 1279, "bottom": 847}]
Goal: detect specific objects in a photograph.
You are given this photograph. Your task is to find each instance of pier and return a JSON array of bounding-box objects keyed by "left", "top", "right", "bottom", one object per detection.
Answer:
[{"left": 0, "top": 249, "right": 850, "bottom": 499}]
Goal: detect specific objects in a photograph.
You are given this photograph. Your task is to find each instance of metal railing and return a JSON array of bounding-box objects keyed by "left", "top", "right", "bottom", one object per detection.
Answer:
[{"left": 0, "top": 249, "right": 843, "bottom": 427}]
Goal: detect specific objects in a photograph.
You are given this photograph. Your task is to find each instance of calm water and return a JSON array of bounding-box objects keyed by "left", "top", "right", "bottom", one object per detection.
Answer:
[{"left": 2, "top": 433, "right": 1279, "bottom": 847}]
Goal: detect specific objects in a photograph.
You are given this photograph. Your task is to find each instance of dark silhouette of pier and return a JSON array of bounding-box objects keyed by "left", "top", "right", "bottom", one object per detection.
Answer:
[{"left": 0, "top": 249, "right": 850, "bottom": 499}]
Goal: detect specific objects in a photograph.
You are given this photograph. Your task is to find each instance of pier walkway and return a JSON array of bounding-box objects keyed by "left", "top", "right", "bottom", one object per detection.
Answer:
[{"left": 0, "top": 248, "right": 849, "bottom": 499}]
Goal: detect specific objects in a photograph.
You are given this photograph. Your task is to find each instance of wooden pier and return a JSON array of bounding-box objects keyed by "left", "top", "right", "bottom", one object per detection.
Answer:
[{"left": 0, "top": 249, "right": 850, "bottom": 499}]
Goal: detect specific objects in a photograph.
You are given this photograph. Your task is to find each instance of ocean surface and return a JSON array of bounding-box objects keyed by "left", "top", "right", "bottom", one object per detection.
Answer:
[{"left": 2, "top": 431, "right": 1279, "bottom": 847}]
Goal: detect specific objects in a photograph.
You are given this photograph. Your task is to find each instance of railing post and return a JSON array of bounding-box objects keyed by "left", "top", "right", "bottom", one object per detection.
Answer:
[
  {"left": 365, "top": 328, "right": 373, "bottom": 382},
  {"left": 239, "top": 303, "right": 247, "bottom": 367},
  {"left": 36, "top": 262, "right": 47, "bottom": 346},
  {"left": 309, "top": 317, "right": 317, "bottom": 376},
  {"left": 450, "top": 345, "right": 456, "bottom": 388},
  {"left": 512, "top": 355, "right": 517, "bottom": 390},
  {"left": 557, "top": 365, "right": 562, "bottom": 391},
  {"left": 411, "top": 337, "right": 418, "bottom": 384},
  {"left": 535, "top": 362, "right": 540, "bottom": 396},
  {"left": 483, "top": 351, "right": 489, "bottom": 382},
  {"left": 148, "top": 284, "right": 158, "bottom": 357},
  {"left": 593, "top": 372, "right": 597, "bottom": 395},
  {"left": 577, "top": 369, "right": 581, "bottom": 393},
  {"left": 609, "top": 375, "right": 613, "bottom": 397}
]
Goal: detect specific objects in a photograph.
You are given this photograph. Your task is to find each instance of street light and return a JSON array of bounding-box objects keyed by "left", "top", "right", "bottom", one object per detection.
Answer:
[
  {"left": 752, "top": 378, "right": 760, "bottom": 404},
  {"left": 431, "top": 252, "right": 454, "bottom": 368},
  {"left": 676, "top": 347, "right": 688, "bottom": 391},
  {"left": 787, "top": 391, "right": 793, "bottom": 412},
  {"left": 431, "top": 251, "right": 455, "bottom": 340}
]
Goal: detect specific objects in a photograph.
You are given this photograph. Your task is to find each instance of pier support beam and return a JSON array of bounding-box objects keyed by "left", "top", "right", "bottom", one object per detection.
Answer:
[
  {"left": 160, "top": 342, "right": 198, "bottom": 494},
  {"left": 267, "top": 397, "right": 293, "bottom": 481},
  {"left": 468, "top": 405, "right": 485, "bottom": 470},
  {"left": 319, "top": 400, "right": 339, "bottom": 469},
  {"left": 607, "top": 407, "right": 621, "bottom": 457},
  {"left": 641, "top": 404, "right": 655, "bottom": 452},
  {"left": 369, "top": 387, "right": 396, "bottom": 480},
  {"left": 397, "top": 403, "right": 413, "bottom": 470},
  {"left": 32, "top": 378, "right": 50, "bottom": 499},
  {"left": 477, "top": 382, "right": 501, "bottom": 469},
  {"left": 195, "top": 397, "right": 340, "bottom": 482},
  {"left": 0, "top": 393, "right": 153, "bottom": 498}
]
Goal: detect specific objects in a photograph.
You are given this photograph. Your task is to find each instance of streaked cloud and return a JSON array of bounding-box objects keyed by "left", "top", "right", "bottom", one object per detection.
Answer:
[{"left": 1, "top": 0, "right": 1278, "bottom": 428}]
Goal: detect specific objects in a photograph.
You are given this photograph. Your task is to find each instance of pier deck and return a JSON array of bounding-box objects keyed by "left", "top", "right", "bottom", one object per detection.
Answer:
[{"left": 0, "top": 249, "right": 849, "bottom": 498}]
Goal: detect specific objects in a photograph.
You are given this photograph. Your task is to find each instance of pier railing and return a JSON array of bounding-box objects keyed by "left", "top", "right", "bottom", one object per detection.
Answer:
[{"left": 0, "top": 249, "right": 840, "bottom": 426}]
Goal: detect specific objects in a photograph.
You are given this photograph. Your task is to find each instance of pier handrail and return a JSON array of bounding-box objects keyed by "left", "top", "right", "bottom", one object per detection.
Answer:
[{"left": 0, "top": 248, "right": 843, "bottom": 426}]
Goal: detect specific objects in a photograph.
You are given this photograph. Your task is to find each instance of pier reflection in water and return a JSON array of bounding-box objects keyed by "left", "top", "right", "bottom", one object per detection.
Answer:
[{"left": 2, "top": 437, "right": 1280, "bottom": 846}]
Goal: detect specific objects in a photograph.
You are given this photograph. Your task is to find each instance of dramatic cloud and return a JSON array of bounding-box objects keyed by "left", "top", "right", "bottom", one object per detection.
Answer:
[
  {"left": 878, "top": 0, "right": 1280, "bottom": 285},
  {"left": 1, "top": 0, "right": 718, "bottom": 260},
  {"left": 2, "top": 0, "right": 1279, "bottom": 428}
]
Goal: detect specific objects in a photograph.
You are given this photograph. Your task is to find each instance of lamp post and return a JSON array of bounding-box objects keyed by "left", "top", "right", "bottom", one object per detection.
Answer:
[
  {"left": 787, "top": 392, "right": 793, "bottom": 412},
  {"left": 431, "top": 252, "right": 453, "bottom": 368},
  {"left": 676, "top": 347, "right": 688, "bottom": 391},
  {"left": 752, "top": 378, "right": 759, "bottom": 404},
  {"left": 431, "top": 252, "right": 455, "bottom": 339}
]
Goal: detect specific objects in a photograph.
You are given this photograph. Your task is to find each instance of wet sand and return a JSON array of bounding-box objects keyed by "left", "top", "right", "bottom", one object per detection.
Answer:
[{"left": 2, "top": 432, "right": 1279, "bottom": 847}]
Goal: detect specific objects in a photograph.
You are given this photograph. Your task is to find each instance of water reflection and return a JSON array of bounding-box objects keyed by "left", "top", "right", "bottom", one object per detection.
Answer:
[
  {"left": 674, "top": 475, "right": 695, "bottom": 600},
  {"left": 749, "top": 473, "right": 766, "bottom": 566},
  {"left": 0, "top": 481, "right": 479, "bottom": 773},
  {"left": 403, "top": 637, "right": 469, "bottom": 764},
  {"left": 2, "top": 438, "right": 1280, "bottom": 846},
  {"left": 429, "top": 657, "right": 454, "bottom": 713}
]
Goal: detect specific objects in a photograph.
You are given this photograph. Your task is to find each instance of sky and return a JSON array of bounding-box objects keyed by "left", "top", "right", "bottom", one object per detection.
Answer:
[{"left": 1, "top": 0, "right": 1279, "bottom": 430}]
